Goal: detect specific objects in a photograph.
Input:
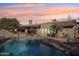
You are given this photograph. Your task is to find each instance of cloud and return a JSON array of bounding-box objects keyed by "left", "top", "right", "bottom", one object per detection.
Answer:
[
  {"left": 0, "top": 4, "right": 79, "bottom": 25},
  {"left": 7, "top": 3, "right": 45, "bottom": 9},
  {"left": 0, "top": 3, "right": 45, "bottom": 17},
  {"left": 0, "top": 10, "right": 33, "bottom": 17},
  {"left": 34, "top": 7, "right": 79, "bottom": 15},
  {"left": 0, "top": 3, "right": 45, "bottom": 11}
]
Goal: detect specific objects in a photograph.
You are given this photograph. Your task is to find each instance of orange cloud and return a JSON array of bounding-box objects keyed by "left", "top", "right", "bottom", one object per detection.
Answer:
[
  {"left": 0, "top": 3, "right": 45, "bottom": 17},
  {"left": 0, "top": 10, "right": 33, "bottom": 17},
  {"left": 0, "top": 3, "right": 45, "bottom": 10},
  {"left": 35, "top": 7, "right": 79, "bottom": 15}
]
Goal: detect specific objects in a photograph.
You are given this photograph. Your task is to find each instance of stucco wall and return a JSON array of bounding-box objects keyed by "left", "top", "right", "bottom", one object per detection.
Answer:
[
  {"left": 58, "top": 28, "right": 74, "bottom": 39},
  {"left": 37, "top": 27, "right": 76, "bottom": 39}
]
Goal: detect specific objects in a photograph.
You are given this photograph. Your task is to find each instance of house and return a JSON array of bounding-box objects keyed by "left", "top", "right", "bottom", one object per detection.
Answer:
[{"left": 20, "top": 19, "right": 79, "bottom": 40}]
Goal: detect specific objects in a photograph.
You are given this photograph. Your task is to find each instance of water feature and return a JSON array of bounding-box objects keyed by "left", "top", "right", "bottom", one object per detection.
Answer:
[{"left": 0, "top": 38, "right": 68, "bottom": 56}]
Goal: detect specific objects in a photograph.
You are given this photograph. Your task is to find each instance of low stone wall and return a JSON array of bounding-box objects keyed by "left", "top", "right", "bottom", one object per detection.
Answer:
[{"left": 0, "top": 38, "right": 10, "bottom": 44}]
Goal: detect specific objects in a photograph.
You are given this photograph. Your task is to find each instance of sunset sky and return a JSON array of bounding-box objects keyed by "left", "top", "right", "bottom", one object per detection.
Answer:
[{"left": 0, "top": 3, "right": 79, "bottom": 25}]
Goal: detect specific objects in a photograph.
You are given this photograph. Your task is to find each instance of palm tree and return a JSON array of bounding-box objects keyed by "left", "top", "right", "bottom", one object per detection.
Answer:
[
  {"left": 50, "top": 22, "right": 63, "bottom": 38},
  {"left": 57, "top": 24, "right": 63, "bottom": 38},
  {"left": 75, "top": 24, "right": 79, "bottom": 40},
  {"left": 49, "top": 27, "right": 52, "bottom": 35}
]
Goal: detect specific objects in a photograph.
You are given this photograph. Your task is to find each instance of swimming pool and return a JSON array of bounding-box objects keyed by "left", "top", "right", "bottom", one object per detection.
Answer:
[{"left": 0, "top": 38, "right": 68, "bottom": 56}]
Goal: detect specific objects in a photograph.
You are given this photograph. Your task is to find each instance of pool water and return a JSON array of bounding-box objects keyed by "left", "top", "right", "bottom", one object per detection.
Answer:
[{"left": 0, "top": 39, "right": 68, "bottom": 56}]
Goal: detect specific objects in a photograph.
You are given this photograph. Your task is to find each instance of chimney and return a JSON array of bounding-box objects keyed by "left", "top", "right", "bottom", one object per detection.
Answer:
[
  {"left": 52, "top": 19, "right": 56, "bottom": 22},
  {"left": 29, "top": 20, "right": 32, "bottom": 25},
  {"left": 77, "top": 18, "right": 79, "bottom": 22}
]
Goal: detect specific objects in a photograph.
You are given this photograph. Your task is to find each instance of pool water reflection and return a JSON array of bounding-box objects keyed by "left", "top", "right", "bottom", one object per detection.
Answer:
[{"left": 0, "top": 39, "right": 68, "bottom": 56}]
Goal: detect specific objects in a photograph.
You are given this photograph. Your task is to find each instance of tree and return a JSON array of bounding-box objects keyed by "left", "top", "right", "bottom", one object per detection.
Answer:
[
  {"left": 50, "top": 22, "right": 63, "bottom": 38},
  {"left": 0, "top": 17, "right": 20, "bottom": 31}
]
